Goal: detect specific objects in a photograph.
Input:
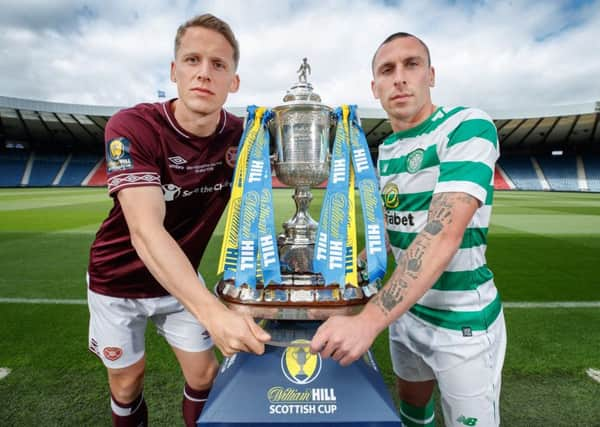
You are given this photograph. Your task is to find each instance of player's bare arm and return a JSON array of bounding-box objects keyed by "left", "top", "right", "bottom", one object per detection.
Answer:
[
  {"left": 371, "top": 191, "right": 478, "bottom": 317},
  {"left": 310, "top": 191, "right": 479, "bottom": 365},
  {"left": 118, "top": 186, "right": 270, "bottom": 356}
]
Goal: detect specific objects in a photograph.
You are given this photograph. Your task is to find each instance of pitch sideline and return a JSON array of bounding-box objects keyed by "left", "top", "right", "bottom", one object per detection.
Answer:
[
  {"left": 586, "top": 368, "right": 600, "bottom": 384},
  {"left": 1, "top": 297, "right": 599, "bottom": 308},
  {"left": 0, "top": 368, "right": 11, "bottom": 380}
]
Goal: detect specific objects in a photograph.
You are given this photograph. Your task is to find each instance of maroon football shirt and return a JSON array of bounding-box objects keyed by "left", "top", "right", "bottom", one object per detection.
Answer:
[{"left": 88, "top": 100, "right": 243, "bottom": 298}]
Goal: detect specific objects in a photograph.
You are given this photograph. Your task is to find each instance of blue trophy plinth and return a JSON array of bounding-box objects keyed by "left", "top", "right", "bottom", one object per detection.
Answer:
[{"left": 198, "top": 321, "right": 402, "bottom": 426}]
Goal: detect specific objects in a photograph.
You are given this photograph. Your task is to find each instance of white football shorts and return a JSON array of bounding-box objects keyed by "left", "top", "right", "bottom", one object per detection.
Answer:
[
  {"left": 389, "top": 311, "right": 506, "bottom": 427},
  {"left": 87, "top": 274, "right": 213, "bottom": 369}
]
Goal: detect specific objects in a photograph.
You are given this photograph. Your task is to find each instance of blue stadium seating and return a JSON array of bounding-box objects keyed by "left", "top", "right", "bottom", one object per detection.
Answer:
[
  {"left": 583, "top": 154, "right": 600, "bottom": 192},
  {"left": 28, "top": 154, "right": 67, "bottom": 186},
  {"left": 0, "top": 151, "right": 29, "bottom": 186},
  {"left": 3, "top": 148, "right": 596, "bottom": 192},
  {"left": 498, "top": 156, "right": 542, "bottom": 190},
  {"left": 536, "top": 154, "right": 579, "bottom": 191},
  {"left": 59, "top": 155, "right": 101, "bottom": 186}
]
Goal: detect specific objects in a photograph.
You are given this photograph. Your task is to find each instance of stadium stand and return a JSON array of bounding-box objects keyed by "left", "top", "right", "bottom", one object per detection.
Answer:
[
  {"left": 85, "top": 159, "right": 107, "bottom": 186},
  {"left": 28, "top": 153, "right": 67, "bottom": 186},
  {"left": 1, "top": 96, "right": 599, "bottom": 191},
  {"left": 498, "top": 156, "right": 542, "bottom": 190},
  {"left": 59, "top": 154, "right": 103, "bottom": 186},
  {"left": 583, "top": 154, "right": 600, "bottom": 192},
  {"left": 494, "top": 165, "right": 513, "bottom": 190},
  {"left": 536, "top": 154, "right": 579, "bottom": 191},
  {"left": 0, "top": 150, "right": 28, "bottom": 186}
]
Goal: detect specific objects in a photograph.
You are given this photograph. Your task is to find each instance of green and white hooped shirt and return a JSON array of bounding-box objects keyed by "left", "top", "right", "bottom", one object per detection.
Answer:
[{"left": 378, "top": 106, "right": 501, "bottom": 333}]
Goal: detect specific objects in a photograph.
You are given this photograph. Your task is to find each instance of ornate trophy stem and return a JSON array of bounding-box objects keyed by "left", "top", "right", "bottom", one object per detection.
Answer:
[{"left": 281, "top": 185, "right": 317, "bottom": 245}]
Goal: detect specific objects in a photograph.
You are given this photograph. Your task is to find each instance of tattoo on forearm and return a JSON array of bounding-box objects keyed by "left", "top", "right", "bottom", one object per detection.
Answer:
[
  {"left": 425, "top": 193, "right": 454, "bottom": 234},
  {"left": 407, "top": 257, "right": 421, "bottom": 273},
  {"left": 406, "top": 245, "right": 424, "bottom": 279},
  {"left": 424, "top": 220, "right": 443, "bottom": 235},
  {"left": 457, "top": 193, "right": 478, "bottom": 205},
  {"left": 372, "top": 192, "right": 477, "bottom": 316},
  {"left": 374, "top": 278, "right": 409, "bottom": 315}
]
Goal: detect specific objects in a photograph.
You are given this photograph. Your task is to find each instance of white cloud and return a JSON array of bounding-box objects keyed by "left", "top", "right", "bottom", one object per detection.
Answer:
[{"left": 1, "top": 0, "right": 598, "bottom": 113}]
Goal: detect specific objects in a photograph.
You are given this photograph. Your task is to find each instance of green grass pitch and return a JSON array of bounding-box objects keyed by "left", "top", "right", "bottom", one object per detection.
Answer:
[{"left": 0, "top": 188, "right": 599, "bottom": 425}]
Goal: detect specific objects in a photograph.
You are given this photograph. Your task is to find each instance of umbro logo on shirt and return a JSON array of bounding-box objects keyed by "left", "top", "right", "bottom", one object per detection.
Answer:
[{"left": 168, "top": 156, "right": 188, "bottom": 165}]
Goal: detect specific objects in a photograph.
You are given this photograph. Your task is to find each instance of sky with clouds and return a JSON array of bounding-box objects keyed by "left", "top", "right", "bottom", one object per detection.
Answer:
[{"left": 1, "top": 0, "right": 599, "bottom": 114}]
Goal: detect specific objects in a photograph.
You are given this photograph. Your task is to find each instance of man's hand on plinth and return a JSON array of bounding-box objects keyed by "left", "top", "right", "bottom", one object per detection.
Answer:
[
  {"left": 205, "top": 305, "right": 271, "bottom": 357},
  {"left": 310, "top": 314, "right": 378, "bottom": 367}
]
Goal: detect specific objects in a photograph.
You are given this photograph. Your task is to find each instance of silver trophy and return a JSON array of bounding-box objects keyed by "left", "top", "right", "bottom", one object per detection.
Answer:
[
  {"left": 269, "top": 63, "right": 333, "bottom": 274},
  {"left": 216, "top": 59, "right": 372, "bottom": 320}
]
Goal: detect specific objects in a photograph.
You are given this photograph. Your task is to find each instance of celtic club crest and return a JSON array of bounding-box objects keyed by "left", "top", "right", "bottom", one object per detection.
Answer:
[{"left": 406, "top": 148, "right": 425, "bottom": 174}]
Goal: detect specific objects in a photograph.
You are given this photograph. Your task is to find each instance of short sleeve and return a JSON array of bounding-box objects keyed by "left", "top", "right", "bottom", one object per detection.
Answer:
[
  {"left": 104, "top": 109, "right": 162, "bottom": 195},
  {"left": 434, "top": 109, "right": 499, "bottom": 204}
]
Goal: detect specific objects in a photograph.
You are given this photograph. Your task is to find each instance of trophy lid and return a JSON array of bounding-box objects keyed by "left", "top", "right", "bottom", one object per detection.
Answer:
[
  {"left": 283, "top": 82, "right": 322, "bottom": 103},
  {"left": 279, "top": 58, "right": 322, "bottom": 104}
]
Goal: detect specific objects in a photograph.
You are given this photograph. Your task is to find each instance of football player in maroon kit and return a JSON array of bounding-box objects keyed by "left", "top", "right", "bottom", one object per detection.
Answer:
[{"left": 87, "top": 14, "right": 270, "bottom": 427}]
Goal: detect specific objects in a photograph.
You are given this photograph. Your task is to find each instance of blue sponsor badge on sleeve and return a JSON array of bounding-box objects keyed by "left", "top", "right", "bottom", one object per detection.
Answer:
[{"left": 106, "top": 137, "right": 134, "bottom": 172}]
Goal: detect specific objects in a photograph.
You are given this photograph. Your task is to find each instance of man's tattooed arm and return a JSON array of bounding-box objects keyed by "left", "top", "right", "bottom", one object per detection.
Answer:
[{"left": 370, "top": 192, "right": 479, "bottom": 317}]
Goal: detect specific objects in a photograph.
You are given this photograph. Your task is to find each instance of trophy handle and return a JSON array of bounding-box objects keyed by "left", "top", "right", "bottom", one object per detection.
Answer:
[{"left": 329, "top": 111, "right": 337, "bottom": 150}]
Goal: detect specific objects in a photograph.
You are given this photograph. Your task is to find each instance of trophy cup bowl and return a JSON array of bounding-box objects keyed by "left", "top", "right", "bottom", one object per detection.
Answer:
[{"left": 270, "top": 103, "right": 332, "bottom": 189}]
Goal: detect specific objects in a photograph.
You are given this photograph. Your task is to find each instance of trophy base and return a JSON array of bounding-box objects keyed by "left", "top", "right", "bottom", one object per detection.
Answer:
[
  {"left": 197, "top": 319, "right": 402, "bottom": 426},
  {"left": 215, "top": 275, "right": 376, "bottom": 320}
]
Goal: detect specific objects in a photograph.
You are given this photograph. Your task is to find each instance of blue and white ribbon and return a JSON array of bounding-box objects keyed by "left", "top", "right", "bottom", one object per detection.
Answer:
[
  {"left": 257, "top": 121, "right": 282, "bottom": 286},
  {"left": 314, "top": 105, "right": 387, "bottom": 287},
  {"left": 348, "top": 105, "right": 386, "bottom": 283},
  {"left": 314, "top": 106, "right": 351, "bottom": 286},
  {"left": 231, "top": 107, "right": 281, "bottom": 288}
]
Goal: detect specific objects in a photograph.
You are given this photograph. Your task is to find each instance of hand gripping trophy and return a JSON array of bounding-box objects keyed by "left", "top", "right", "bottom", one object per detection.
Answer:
[{"left": 216, "top": 58, "right": 387, "bottom": 322}]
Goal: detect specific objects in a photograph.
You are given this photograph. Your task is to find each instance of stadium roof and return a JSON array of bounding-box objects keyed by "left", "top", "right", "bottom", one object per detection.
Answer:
[{"left": 1, "top": 95, "right": 599, "bottom": 153}]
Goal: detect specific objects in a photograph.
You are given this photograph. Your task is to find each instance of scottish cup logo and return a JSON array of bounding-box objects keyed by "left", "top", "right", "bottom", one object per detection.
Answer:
[
  {"left": 109, "top": 138, "right": 126, "bottom": 160},
  {"left": 106, "top": 137, "right": 133, "bottom": 172},
  {"left": 281, "top": 340, "right": 322, "bottom": 385}
]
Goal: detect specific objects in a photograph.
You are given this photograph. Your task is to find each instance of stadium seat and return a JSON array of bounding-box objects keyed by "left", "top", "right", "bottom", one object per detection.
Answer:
[
  {"left": 58, "top": 154, "right": 101, "bottom": 186},
  {"left": 28, "top": 153, "right": 67, "bottom": 186},
  {"left": 536, "top": 154, "right": 579, "bottom": 191},
  {"left": 583, "top": 154, "right": 600, "bottom": 192},
  {"left": 0, "top": 150, "right": 29, "bottom": 186},
  {"left": 497, "top": 156, "right": 542, "bottom": 190}
]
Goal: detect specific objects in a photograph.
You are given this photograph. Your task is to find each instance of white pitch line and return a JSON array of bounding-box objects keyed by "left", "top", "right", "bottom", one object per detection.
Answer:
[
  {"left": 504, "top": 302, "right": 600, "bottom": 308},
  {"left": 0, "top": 298, "right": 599, "bottom": 308},
  {"left": 0, "top": 298, "right": 86, "bottom": 305},
  {"left": 586, "top": 368, "right": 600, "bottom": 384},
  {"left": 0, "top": 368, "right": 11, "bottom": 380}
]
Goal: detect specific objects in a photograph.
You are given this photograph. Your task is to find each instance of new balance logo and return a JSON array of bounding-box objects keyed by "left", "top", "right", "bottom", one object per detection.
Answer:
[{"left": 457, "top": 415, "right": 478, "bottom": 426}]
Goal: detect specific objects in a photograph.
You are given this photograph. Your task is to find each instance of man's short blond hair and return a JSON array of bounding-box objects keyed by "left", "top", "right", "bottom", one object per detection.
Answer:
[{"left": 174, "top": 13, "right": 239, "bottom": 69}]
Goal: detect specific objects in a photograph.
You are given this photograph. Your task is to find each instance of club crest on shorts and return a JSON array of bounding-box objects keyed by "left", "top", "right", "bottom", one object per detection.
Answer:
[
  {"left": 103, "top": 346, "right": 123, "bottom": 361},
  {"left": 225, "top": 146, "right": 238, "bottom": 168},
  {"left": 281, "top": 340, "right": 321, "bottom": 385},
  {"left": 406, "top": 148, "right": 425, "bottom": 174}
]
